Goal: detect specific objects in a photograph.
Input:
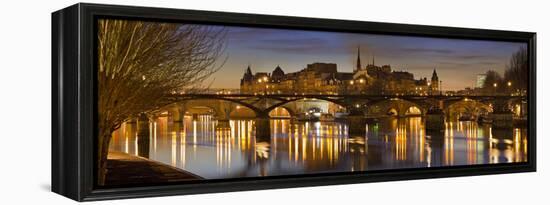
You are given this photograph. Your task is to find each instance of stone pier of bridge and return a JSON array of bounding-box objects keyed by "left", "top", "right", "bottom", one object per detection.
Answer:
[{"left": 492, "top": 99, "right": 514, "bottom": 129}]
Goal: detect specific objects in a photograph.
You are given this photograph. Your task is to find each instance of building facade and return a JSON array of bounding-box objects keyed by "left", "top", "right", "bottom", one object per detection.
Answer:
[
  {"left": 240, "top": 48, "right": 440, "bottom": 95},
  {"left": 476, "top": 74, "right": 487, "bottom": 88}
]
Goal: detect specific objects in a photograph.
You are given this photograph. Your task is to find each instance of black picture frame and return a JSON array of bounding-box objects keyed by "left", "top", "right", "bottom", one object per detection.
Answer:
[{"left": 52, "top": 3, "right": 537, "bottom": 201}]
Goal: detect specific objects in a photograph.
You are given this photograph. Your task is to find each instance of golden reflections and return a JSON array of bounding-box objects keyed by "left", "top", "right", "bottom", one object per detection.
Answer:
[
  {"left": 180, "top": 122, "right": 186, "bottom": 169},
  {"left": 463, "top": 121, "right": 479, "bottom": 164},
  {"left": 171, "top": 130, "right": 177, "bottom": 166},
  {"left": 444, "top": 121, "right": 455, "bottom": 165},
  {"left": 107, "top": 113, "right": 528, "bottom": 179},
  {"left": 394, "top": 121, "right": 407, "bottom": 161},
  {"left": 153, "top": 121, "right": 157, "bottom": 154}
]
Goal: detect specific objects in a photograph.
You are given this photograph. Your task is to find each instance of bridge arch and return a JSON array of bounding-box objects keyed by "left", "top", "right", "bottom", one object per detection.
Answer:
[
  {"left": 161, "top": 103, "right": 216, "bottom": 122},
  {"left": 178, "top": 96, "right": 265, "bottom": 115},
  {"left": 186, "top": 105, "right": 217, "bottom": 115},
  {"left": 180, "top": 101, "right": 222, "bottom": 118},
  {"left": 405, "top": 106, "right": 422, "bottom": 116},
  {"left": 170, "top": 99, "right": 262, "bottom": 120},
  {"left": 269, "top": 107, "right": 294, "bottom": 118},
  {"left": 367, "top": 98, "right": 426, "bottom": 117},
  {"left": 264, "top": 97, "right": 348, "bottom": 117},
  {"left": 445, "top": 98, "right": 492, "bottom": 120},
  {"left": 229, "top": 105, "right": 256, "bottom": 118},
  {"left": 387, "top": 108, "right": 398, "bottom": 116}
]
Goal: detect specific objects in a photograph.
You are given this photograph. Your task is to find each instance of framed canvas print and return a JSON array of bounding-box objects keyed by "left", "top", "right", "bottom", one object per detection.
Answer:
[{"left": 52, "top": 3, "right": 536, "bottom": 201}]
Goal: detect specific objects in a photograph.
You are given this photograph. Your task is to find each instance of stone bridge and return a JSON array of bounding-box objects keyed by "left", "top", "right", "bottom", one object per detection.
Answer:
[
  {"left": 160, "top": 94, "right": 525, "bottom": 117},
  {"left": 145, "top": 94, "right": 526, "bottom": 138}
]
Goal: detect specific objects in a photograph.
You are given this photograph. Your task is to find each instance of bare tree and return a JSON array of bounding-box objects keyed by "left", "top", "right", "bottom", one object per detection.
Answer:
[
  {"left": 504, "top": 46, "right": 528, "bottom": 91},
  {"left": 482, "top": 70, "right": 503, "bottom": 93},
  {"left": 97, "top": 19, "right": 226, "bottom": 185}
]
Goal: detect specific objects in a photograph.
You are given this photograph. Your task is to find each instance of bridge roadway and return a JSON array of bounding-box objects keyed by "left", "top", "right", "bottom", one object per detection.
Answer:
[
  {"left": 139, "top": 93, "right": 525, "bottom": 137},
  {"left": 164, "top": 93, "right": 524, "bottom": 117}
]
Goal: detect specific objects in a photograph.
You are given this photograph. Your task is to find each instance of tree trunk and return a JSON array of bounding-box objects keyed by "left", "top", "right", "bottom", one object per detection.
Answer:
[{"left": 97, "top": 129, "right": 112, "bottom": 186}]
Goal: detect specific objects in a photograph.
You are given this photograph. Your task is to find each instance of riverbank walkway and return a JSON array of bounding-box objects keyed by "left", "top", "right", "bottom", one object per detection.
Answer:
[{"left": 106, "top": 151, "right": 202, "bottom": 186}]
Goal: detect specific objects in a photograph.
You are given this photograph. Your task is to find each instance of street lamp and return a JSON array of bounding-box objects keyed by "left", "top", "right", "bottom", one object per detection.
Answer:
[
  {"left": 256, "top": 77, "right": 269, "bottom": 95},
  {"left": 493, "top": 82, "right": 498, "bottom": 95},
  {"left": 263, "top": 77, "right": 269, "bottom": 95}
]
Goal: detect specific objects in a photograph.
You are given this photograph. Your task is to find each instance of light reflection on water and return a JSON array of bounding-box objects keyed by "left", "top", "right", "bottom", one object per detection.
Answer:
[{"left": 109, "top": 115, "right": 528, "bottom": 179}]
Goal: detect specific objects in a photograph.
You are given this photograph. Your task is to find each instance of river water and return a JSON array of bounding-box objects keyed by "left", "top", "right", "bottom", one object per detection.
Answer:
[{"left": 109, "top": 115, "right": 527, "bottom": 179}]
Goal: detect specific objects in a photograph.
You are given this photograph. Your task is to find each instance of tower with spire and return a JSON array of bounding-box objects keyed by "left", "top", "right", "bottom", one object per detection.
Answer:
[
  {"left": 271, "top": 65, "right": 285, "bottom": 82},
  {"left": 355, "top": 46, "right": 362, "bottom": 72},
  {"left": 241, "top": 64, "right": 254, "bottom": 86},
  {"left": 430, "top": 68, "right": 440, "bottom": 93}
]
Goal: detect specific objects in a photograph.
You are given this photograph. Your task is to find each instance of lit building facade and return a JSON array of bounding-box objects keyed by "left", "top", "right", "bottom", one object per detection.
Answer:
[{"left": 240, "top": 47, "right": 440, "bottom": 95}]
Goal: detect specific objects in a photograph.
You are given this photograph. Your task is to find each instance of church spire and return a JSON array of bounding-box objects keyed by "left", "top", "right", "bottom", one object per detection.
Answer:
[
  {"left": 430, "top": 68, "right": 440, "bottom": 93},
  {"left": 372, "top": 55, "right": 375, "bottom": 66},
  {"left": 431, "top": 68, "right": 438, "bottom": 80},
  {"left": 355, "top": 46, "right": 361, "bottom": 71},
  {"left": 246, "top": 64, "right": 252, "bottom": 75}
]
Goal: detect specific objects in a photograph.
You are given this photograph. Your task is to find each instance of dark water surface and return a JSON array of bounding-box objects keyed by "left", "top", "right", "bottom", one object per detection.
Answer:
[{"left": 110, "top": 116, "right": 527, "bottom": 179}]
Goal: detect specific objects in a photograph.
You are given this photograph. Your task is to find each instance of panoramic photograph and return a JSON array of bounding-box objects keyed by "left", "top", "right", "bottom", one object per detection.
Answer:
[{"left": 96, "top": 18, "right": 529, "bottom": 186}]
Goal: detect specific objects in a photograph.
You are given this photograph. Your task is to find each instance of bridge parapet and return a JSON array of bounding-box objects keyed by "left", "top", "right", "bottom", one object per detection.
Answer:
[{"left": 158, "top": 94, "right": 525, "bottom": 123}]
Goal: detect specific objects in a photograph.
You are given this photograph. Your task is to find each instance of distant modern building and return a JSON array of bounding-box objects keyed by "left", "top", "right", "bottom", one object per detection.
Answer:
[
  {"left": 476, "top": 74, "right": 487, "bottom": 88},
  {"left": 240, "top": 47, "right": 439, "bottom": 95}
]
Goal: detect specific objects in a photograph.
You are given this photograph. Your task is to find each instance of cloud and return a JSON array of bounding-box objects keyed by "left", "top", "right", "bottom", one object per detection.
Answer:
[
  {"left": 435, "top": 61, "right": 475, "bottom": 67},
  {"left": 250, "top": 37, "right": 334, "bottom": 53},
  {"left": 227, "top": 27, "right": 276, "bottom": 39},
  {"left": 454, "top": 55, "right": 491, "bottom": 60},
  {"left": 261, "top": 38, "right": 326, "bottom": 45},
  {"left": 400, "top": 48, "right": 455, "bottom": 54}
]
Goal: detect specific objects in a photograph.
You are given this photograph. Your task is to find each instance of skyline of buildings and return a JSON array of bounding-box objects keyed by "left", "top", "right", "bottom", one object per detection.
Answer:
[
  {"left": 240, "top": 47, "right": 442, "bottom": 95},
  {"left": 204, "top": 25, "right": 525, "bottom": 90}
]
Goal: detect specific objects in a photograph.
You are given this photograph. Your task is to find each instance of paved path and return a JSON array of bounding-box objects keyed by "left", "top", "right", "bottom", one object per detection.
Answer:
[{"left": 105, "top": 151, "right": 202, "bottom": 186}]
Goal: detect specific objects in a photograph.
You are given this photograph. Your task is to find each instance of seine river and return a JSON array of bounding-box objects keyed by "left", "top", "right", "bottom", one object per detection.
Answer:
[{"left": 109, "top": 116, "right": 527, "bottom": 179}]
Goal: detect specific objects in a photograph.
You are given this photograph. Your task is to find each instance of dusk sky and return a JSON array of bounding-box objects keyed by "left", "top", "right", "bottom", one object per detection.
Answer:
[{"left": 205, "top": 25, "right": 525, "bottom": 90}]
